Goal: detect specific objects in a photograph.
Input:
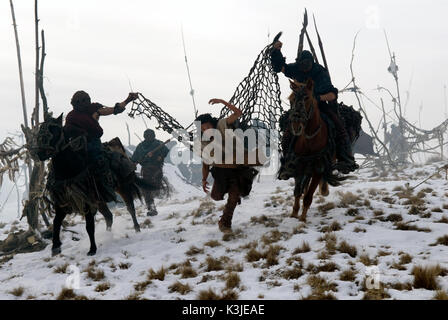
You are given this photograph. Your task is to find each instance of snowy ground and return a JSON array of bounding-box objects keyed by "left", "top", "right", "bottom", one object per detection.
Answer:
[{"left": 1, "top": 162, "right": 448, "bottom": 300}]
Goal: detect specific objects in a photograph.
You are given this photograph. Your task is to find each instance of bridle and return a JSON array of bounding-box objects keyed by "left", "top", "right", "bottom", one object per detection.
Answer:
[
  {"left": 289, "top": 90, "right": 322, "bottom": 140},
  {"left": 36, "top": 119, "right": 86, "bottom": 159}
]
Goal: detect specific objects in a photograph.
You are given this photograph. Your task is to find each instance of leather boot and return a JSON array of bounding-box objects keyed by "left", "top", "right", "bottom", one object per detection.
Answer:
[
  {"left": 324, "top": 107, "right": 359, "bottom": 174},
  {"left": 335, "top": 138, "right": 359, "bottom": 174},
  {"left": 219, "top": 201, "right": 236, "bottom": 233}
]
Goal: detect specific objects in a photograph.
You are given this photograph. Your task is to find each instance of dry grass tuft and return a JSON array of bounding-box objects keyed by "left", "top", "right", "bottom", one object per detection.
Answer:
[
  {"left": 282, "top": 266, "right": 303, "bottom": 280},
  {"left": 318, "top": 202, "right": 336, "bottom": 213},
  {"left": 337, "top": 241, "right": 357, "bottom": 258},
  {"left": 9, "top": 286, "right": 24, "bottom": 297},
  {"left": 359, "top": 254, "right": 378, "bottom": 266},
  {"left": 339, "top": 269, "right": 356, "bottom": 282},
  {"left": 53, "top": 263, "right": 69, "bottom": 274},
  {"left": 148, "top": 266, "right": 166, "bottom": 281},
  {"left": 225, "top": 272, "right": 241, "bottom": 289},
  {"left": 293, "top": 241, "right": 311, "bottom": 254},
  {"left": 119, "top": 262, "right": 131, "bottom": 270},
  {"left": 205, "top": 256, "right": 224, "bottom": 272},
  {"left": 186, "top": 246, "right": 204, "bottom": 256},
  {"left": 56, "top": 288, "right": 88, "bottom": 300},
  {"left": 394, "top": 222, "right": 431, "bottom": 233},
  {"left": 197, "top": 288, "right": 239, "bottom": 300},
  {"left": 305, "top": 275, "right": 337, "bottom": 299},
  {"left": 250, "top": 215, "right": 279, "bottom": 228},
  {"left": 192, "top": 199, "right": 216, "bottom": 217},
  {"left": 337, "top": 191, "right": 361, "bottom": 207},
  {"left": 434, "top": 290, "right": 448, "bottom": 300},
  {"left": 412, "top": 265, "right": 441, "bottom": 290},
  {"left": 320, "top": 221, "right": 342, "bottom": 233},
  {"left": 245, "top": 245, "right": 282, "bottom": 266},
  {"left": 399, "top": 253, "right": 413, "bottom": 265},
  {"left": 168, "top": 281, "right": 192, "bottom": 295},
  {"left": 95, "top": 282, "right": 111, "bottom": 292},
  {"left": 345, "top": 208, "right": 359, "bottom": 216},
  {"left": 317, "top": 262, "right": 339, "bottom": 272},
  {"left": 261, "top": 230, "right": 284, "bottom": 245},
  {"left": 385, "top": 214, "right": 403, "bottom": 222},
  {"left": 433, "top": 235, "right": 448, "bottom": 246},
  {"left": 85, "top": 266, "right": 105, "bottom": 282},
  {"left": 436, "top": 216, "right": 448, "bottom": 224},
  {"left": 362, "top": 288, "right": 390, "bottom": 300},
  {"left": 134, "top": 280, "right": 152, "bottom": 292},
  {"left": 204, "top": 240, "right": 221, "bottom": 248}
]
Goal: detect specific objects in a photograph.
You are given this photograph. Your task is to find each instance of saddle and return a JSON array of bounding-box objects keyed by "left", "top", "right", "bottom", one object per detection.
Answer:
[
  {"left": 102, "top": 137, "right": 137, "bottom": 181},
  {"left": 337, "top": 102, "right": 362, "bottom": 144}
]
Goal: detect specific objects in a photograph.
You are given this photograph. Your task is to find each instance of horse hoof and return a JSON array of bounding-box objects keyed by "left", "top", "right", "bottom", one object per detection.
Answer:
[
  {"left": 135, "top": 226, "right": 141, "bottom": 233},
  {"left": 299, "top": 216, "right": 307, "bottom": 222},
  {"left": 291, "top": 214, "right": 299, "bottom": 219},
  {"left": 52, "top": 247, "right": 61, "bottom": 256},
  {"left": 87, "top": 249, "right": 97, "bottom": 256},
  {"left": 106, "top": 226, "right": 112, "bottom": 232}
]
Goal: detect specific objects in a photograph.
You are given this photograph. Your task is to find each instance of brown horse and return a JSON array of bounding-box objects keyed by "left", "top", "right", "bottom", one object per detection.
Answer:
[{"left": 285, "top": 79, "right": 343, "bottom": 222}]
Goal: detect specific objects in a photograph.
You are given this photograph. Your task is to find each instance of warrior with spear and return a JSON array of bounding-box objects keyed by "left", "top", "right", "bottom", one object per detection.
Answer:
[{"left": 270, "top": 10, "right": 359, "bottom": 179}]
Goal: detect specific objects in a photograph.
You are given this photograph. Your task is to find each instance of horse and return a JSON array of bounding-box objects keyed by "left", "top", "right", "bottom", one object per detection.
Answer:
[
  {"left": 285, "top": 79, "right": 345, "bottom": 222},
  {"left": 34, "top": 114, "right": 152, "bottom": 256}
]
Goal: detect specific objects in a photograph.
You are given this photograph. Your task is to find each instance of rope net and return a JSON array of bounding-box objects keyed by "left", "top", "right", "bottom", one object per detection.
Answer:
[
  {"left": 128, "top": 43, "right": 284, "bottom": 140},
  {"left": 219, "top": 44, "right": 283, "bottom": 132},
  {"left": 128, "top": 94, "right": 186, "bottom": 134}
]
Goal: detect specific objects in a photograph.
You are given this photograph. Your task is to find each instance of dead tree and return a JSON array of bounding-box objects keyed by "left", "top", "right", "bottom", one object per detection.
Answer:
[{"left": 16, "top": 0, "right": 50, "bottom": 231}]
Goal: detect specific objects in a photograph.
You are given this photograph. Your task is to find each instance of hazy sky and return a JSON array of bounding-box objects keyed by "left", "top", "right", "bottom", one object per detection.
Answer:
[{"left": 1, "top": 0, "right": 447, "bottom": 144}]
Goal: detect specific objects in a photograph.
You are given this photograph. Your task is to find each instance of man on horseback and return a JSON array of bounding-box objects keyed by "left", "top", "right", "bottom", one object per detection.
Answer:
[
  {"left": 64, "top": 90, "right": 138, "bottom": 202},
  {"left": 270, "top": 42, "right": 359, "bottom": 178},
  {"left": 195, "top": 99, "right": 259, "bottom": 233},
  {"left": 131, "top": 129, "right": 169, "bottom": 216}
]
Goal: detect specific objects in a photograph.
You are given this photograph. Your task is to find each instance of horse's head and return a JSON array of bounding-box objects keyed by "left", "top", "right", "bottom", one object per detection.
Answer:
[
  {"left": 288, "top": 79, "right": 316, "bottom": 136},
  {"left": 34, "top": 114, "right": 65, "bottom": 161}
]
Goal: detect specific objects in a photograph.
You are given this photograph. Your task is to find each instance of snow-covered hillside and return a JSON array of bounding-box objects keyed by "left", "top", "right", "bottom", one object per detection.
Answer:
[{"left": 1, "top": 161, "right": 448, "bottom": 300}]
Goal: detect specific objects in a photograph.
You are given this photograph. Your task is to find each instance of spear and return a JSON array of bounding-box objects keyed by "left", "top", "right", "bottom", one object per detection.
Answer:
[
  {"left": 313, "top": 14, "right": 330, "bottom": 76},
  {"left": 181, "top": 25, "right": 198, "bottom": 118},
  {"left": 296, "top": 9, "right": 308, "bottom": 60}
]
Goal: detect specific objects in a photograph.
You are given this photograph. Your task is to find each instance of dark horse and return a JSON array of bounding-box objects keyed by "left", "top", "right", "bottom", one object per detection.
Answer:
[
  {"left": 286, "top": 79, "right": 346, "bottom": 222},
  {"left": 35, "top": 114, "right": 152, "bottom": 256}
]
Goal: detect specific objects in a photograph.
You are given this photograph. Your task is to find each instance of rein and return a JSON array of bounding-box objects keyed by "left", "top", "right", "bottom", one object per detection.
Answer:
[{"left": 290, "top": 95, "right": 322, "bottom": 140}]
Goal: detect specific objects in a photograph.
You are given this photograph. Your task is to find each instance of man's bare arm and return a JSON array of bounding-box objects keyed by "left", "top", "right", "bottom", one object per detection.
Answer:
[
  {"left": 96, "top": 93, "right": 139, "bottom": 117},
  {"left": 209, "top": 98, "right": 242, "bottom": 125}
]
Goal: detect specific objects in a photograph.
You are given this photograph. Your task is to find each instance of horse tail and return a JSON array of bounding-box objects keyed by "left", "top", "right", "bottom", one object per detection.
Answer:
[{"left": 135, "top": 177, "right": 157, "bottom": 193}]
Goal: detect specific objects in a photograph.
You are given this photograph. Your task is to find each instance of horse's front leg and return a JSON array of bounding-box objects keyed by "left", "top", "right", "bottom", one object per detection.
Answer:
[
  {"left": 291, "top": 195, "right": 301, "bottom": 218},
  {"left": 52, "top": 207, "right": 67, "bottom": 256},
  {"left": 85, "top": 208, "right": 97, "bottom": 256},
  {"left": 98, "top": 202, "right": 113, "bottom": 231},
  {"left": 118, "top": 190, "right": 141, "bottom": 233},
  {"left": 300, "top": 174, "right": 321, "bottom": 222}
]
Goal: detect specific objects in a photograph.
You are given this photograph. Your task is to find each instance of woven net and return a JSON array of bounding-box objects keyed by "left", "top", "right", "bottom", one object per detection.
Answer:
[
  {"left": 128, "top": 42, "right": 284, "bottom": 143},
  {"left": 219, "top": 44, "right": 284, "bottom": 132}
]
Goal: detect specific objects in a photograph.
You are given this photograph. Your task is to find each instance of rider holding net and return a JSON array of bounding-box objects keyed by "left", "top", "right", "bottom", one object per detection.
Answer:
[
  {"left": 270, "top": 41, "right": 358, "bottom": 178},
  {"left": 64, "top": 91, "right": 138, "bottom": 202}
]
